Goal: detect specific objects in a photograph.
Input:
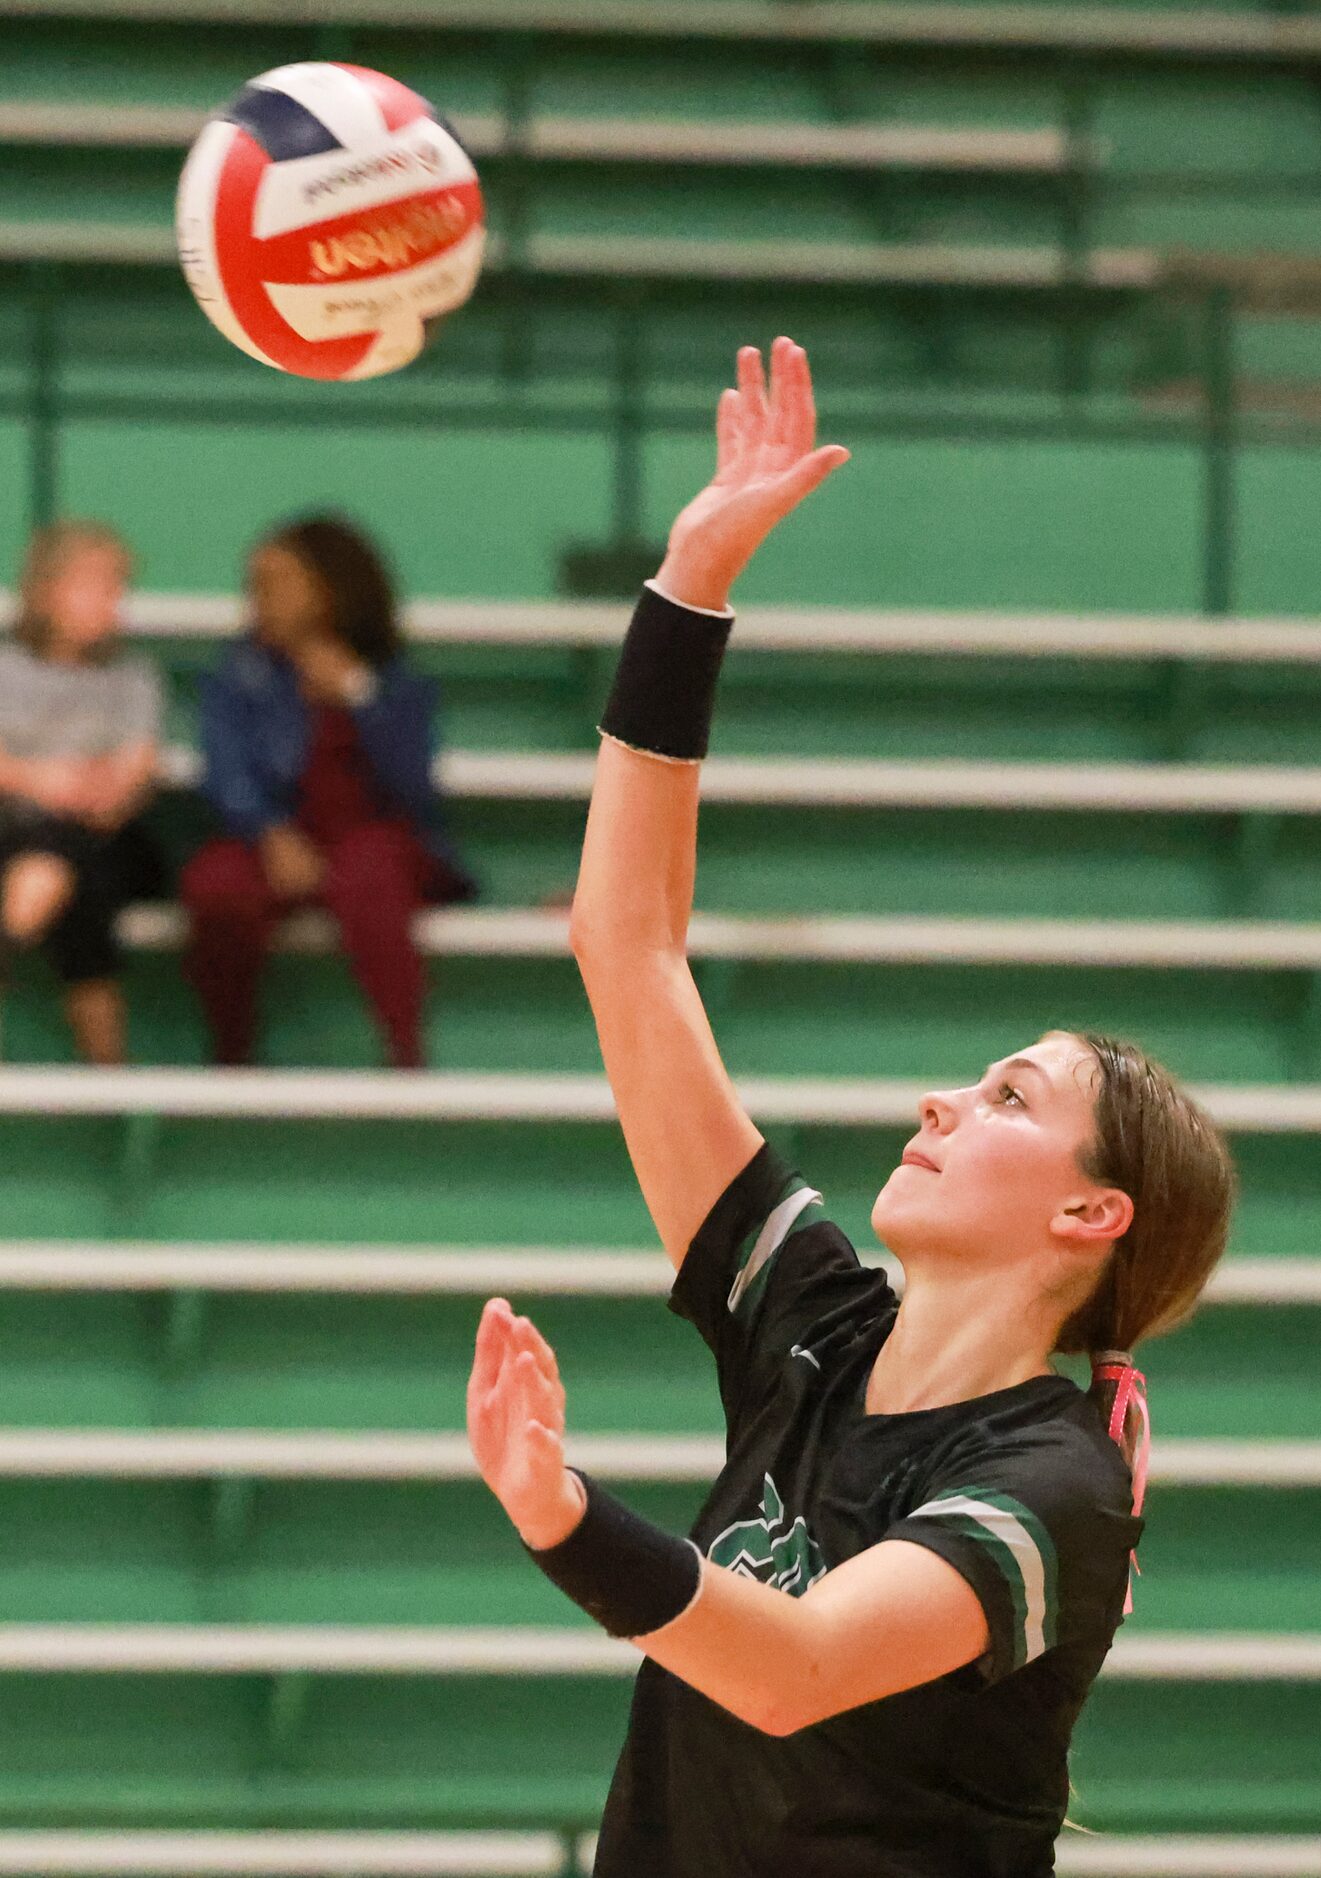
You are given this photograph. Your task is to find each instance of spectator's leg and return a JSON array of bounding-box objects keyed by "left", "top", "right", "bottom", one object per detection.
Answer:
[
  {"left": 181, "top": 839, "right": 279, "bottom": 1066},
  {"left": 62, "top": 980, "right": 126, "bottom": 1066},
  {"left": 323, "top": 823, "right": 427, "bottom": 1069},
  {"left": 43, "top": 843, "right": 131, "bottom": 1066}
]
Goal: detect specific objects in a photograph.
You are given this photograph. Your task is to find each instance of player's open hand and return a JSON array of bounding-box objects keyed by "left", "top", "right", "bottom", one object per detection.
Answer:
[
  {"left": 656, "top": 336, "right": 850, "bottom": 612},
  {"left": 467, "top": 1298, "right": 587, "bottom": 1551}
]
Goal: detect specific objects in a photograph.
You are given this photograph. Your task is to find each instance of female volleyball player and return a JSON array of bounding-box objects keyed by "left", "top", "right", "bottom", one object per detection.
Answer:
[{"left": 467, "top": 338, "right": 1236, "bottom": 1876}]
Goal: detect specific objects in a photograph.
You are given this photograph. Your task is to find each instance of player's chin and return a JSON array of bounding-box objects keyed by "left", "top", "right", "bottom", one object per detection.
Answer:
[{"left": 870, "top": 1182, "right": 930, "bottom": 1250}]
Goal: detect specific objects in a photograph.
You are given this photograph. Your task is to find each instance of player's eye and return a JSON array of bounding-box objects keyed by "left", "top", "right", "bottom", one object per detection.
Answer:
[{"left": 996, "top": 1082, "right": 1026, "bottom": 1108}]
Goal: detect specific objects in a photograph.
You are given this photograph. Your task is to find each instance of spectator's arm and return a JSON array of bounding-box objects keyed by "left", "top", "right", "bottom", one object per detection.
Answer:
[
  {"left": 83, "top": 740, "right": 158, "bottom": 831},
  {"left": 0, "top": 743, "right": 90, "bottom": 817}
]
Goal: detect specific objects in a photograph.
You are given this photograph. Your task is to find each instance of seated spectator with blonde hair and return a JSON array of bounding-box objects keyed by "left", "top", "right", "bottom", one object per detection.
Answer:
[{"left": 0, "top": 520, "right": 163, "bottom": 1065}]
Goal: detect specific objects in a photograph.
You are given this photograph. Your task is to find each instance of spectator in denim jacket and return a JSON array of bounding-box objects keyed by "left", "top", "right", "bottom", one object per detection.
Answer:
[{"left": 182, "top": 513, "right": 476, "bottom": 1068}]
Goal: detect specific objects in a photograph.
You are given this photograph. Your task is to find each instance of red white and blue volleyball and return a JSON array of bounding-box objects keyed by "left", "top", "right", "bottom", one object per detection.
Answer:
[{"left": 176, "top": 62, "right": 485, "bottom": 380}]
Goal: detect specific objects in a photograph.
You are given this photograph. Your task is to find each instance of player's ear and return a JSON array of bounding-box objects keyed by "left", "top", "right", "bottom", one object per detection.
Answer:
[{"left": 1050, "top": 1186, "right": 1133, "bottom": 1246}]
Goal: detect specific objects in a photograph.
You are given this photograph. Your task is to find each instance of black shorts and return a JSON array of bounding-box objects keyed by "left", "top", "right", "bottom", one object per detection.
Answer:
[{"left": 0, "top": 812, "right": 164, "bottom": 985}]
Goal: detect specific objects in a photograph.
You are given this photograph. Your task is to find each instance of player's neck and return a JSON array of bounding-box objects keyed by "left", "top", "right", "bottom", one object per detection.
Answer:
[{"left": 864, "top": 1267, "right": 1057, "bottom": 1416}]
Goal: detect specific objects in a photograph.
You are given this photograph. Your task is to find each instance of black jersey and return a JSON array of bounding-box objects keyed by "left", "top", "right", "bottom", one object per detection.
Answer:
[{"left": 593, "top": 1143, "right": 1143, "bottom": 1878}]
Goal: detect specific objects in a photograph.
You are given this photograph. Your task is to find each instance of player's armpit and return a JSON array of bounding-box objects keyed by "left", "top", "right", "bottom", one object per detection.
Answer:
[{"left": 636, "top": 1536, "right": 990, "bottom": 1737}]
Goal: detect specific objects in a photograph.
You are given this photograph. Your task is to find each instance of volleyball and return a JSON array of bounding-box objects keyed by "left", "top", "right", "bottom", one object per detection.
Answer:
[{"left": 176, "top": 61, "right": 485, "bottom": 381}]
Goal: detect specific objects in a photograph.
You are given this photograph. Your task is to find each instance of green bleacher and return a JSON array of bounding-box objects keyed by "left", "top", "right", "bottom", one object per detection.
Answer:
[{"left": 0, "top": 4, "right": 1317, "bottom": 1877}]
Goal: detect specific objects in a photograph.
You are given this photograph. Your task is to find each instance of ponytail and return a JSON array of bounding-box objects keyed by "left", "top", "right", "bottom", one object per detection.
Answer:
[{"left": 1088, "top": 1350, "right": 1150, "bottom": 1615}]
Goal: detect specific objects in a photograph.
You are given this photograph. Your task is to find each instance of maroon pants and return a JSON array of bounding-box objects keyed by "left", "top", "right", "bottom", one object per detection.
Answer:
[{"left": 182, "top": 822, "right": 429, "bottom": 1068}]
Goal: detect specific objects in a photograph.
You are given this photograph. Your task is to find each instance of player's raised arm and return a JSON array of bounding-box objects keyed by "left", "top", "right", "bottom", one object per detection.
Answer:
[{"left": 569, "top": 338, "right": 849, "bottom": 1266}]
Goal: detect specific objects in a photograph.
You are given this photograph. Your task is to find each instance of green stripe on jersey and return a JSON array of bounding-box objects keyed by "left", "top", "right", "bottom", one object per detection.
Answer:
[
  {"left": 726, "top": 1179, "right": 824, "bottom": 1320},
  {"left": 905, "top": 1488, "right": 1059, "bottom": 1671}
]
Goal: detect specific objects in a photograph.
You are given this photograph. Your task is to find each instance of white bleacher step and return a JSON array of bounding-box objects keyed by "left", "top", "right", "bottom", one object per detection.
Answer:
[
  {"left": 0, "top": 100, "right": 1076, "bottom": 174},
  {"left": 525, "top": 230, "right": 1157, "bottom": 290},
  {"left": 0, "top": 219, "right": 175, "bottom": 265},
  {"left": 0, "top": 1243, "right": 682, "bottom": 1296},
  {"left": 116, "top": 903, "right": 1321, "bottom": 972},
  {"left": 0, "top": 219, "right": 1155, "bottom": 291},
  {"left": 439, "top": 751, "right": 1321, "bottom": 814},
  {"left": 521, "top": 118, "right": 1076, "bottom": 172},
  {"left": 0, "top": 1065, "right": 1320, "bottom": 1133},
  {"left": 0, "top": 1835, "right": 568, "bottom": 1878},
  {"left": 0, "top": 1242, "right": 1305, "bottom": 1304},
  {"left": 100, "top": 586, "right": 1321, "bottom": 661},
  {"left": 158, "top": 744, "right": 1321, "bottom": 815},
  {"left": 0, "top": 1430, "right": 1309, "bottom": 1487},
  {"left": 0, "top": 1622, "right": 1306, "bottom": 1679},
  {"left": 0, "top": 1835, "right": 1314, "bottom": 1878},
  {"left": 49, "top": 0, "right": 1321, "bottom": 61},
  {"left": 1056, "top": 1842, "right": 1321, "bottom": 1878},
  {"left": 0, "top": 1429, "right": 726, "bottom": 1482}
]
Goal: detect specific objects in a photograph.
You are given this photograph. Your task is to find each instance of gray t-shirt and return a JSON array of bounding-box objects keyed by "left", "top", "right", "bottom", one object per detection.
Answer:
[
  {"left": 0, "top": 639, "right": 161, "bottom": 761},
  {"left": 0, "top": 638, "right": 162, "bottom": 826}
]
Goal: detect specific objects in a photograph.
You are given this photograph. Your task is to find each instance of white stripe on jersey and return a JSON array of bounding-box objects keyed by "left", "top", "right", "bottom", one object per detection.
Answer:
[
  {"left": 906, "top": 1492, "right": 1050, "bottom": 1664},
  {"left": 727, "top": 1184, "right": 822, "bottom": 1314}
]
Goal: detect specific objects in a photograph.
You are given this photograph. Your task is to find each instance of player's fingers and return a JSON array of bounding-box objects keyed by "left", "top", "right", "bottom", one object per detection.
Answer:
[
  {"left": 517, "top": 1346, "right": 562, "bottom": 1424},
  {"left": 469, "top": 1297, "right": 513, "bottom": 1401},
  {"left": 526, "top": 1418, "right": 567, "bottom": 1476},
  {"left": 512, "top": 1315, "right": 565, "bottom": 1405},
  {"left": 773, "top": 443, "right": 851, "bottom": 514},
  {"left": 518, "top": 1313, "right": 562, "bottom": 1383},
  {"left": 715, "top": 387, "right": 742, "bottom": 477},
  {"left": 737, "top": 345, "right": 769, "bottom": 451},
  {"left": 784, "top": 342, "right": 817, "bottom": 461},
  {"left": 513, "top": 1349, "right": 559, "bottom": 1442},
  {"left": 767, "top": 334, "right": 798, "bottom": 453}
]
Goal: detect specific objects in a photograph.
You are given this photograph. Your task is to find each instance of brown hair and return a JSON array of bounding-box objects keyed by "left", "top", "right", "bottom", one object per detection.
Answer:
[
  {"left": 15, "top": 519, "right": 134, "bottom": 655},
  {"left": 257, "top": 513, "right": 402, "bottom": 670},
  {"left": 1057, "top": 1032, "right": 1237, "bottom": 1467}
]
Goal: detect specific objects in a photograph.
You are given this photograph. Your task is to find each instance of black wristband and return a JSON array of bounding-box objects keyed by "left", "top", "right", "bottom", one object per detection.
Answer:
[
  {"left": 598, "top": 584, "right": 734, "bottom": 763},
  {"left": 523, "top": 1472, "right": 703, "bottom": 1640}
]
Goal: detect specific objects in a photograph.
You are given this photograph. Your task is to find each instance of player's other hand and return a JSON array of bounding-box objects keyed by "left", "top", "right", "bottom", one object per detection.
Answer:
[
  {"left": 467, "top": 1297, "right": 587, "bottom": 1551},
  {"left": 656, "top": 336, "right": 850, "bottom": 614}
]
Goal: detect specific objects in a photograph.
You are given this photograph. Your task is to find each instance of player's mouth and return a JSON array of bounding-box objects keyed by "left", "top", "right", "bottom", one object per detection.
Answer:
[{"left": 901, "top": 1146, "right": 941, "bottom": 1174}]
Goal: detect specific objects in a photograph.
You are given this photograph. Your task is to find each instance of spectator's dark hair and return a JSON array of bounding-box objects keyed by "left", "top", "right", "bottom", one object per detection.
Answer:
[{"left": 259, "top": 512, "right": 403, "bottom": 670}]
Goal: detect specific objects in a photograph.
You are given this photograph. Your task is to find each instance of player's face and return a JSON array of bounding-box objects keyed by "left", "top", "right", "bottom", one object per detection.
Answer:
[
  {"left": 249, "top": 544, "right": 333, "bottom": 653},
  {"left": 41, "top": 546, "right": 126, "bottom": 654},
  {"left": 871, "top": 1032, "right": 1106, "bottom": 1265}
]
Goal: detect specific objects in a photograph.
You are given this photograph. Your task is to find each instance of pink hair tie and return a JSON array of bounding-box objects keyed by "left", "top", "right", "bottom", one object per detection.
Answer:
[{"left": 1091, "top": 1350, "right": 1150, "bottom": 1617}]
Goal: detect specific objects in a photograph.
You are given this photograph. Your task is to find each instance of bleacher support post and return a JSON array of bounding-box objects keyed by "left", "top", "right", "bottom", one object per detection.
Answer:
[
  {"left": 1201, "top": 285, "right": 1237, "bottom": 618},
  {"left": 24, "top": 261, "right": 60, "bottom": 533}
]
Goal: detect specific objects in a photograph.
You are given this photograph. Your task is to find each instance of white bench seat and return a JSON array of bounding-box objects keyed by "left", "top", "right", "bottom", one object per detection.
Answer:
[
  {"left": 86, "top": 588, "right": 1321, "bottom": 661},
  {"left": 0, "top": 1831, "right": 1313, "bottom": 1878},
  {"left": 0, "top": 101, "right": 1077, "bottom": 174},
  {"left": 114, "top": 903, "right": 1321, "bottom": 972},
  {"left": 0, "top": 219, "right": 1156, "bottom": 291},
  {"left": 0, "top": 1428, "right": 1305, "bottom": 1486},
  {"left": 0, "top": 1240, "right": 1306, "bottom": 1303},
  {"left": 0, "top": 1064, "right": 1319, "bottom": 1131},
  {"left": 23, "top": 0, "right": 1321, "bottom": 62},
  {"left": 0, "top": 1621, "right": 1303, "bottom": 1678}
]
